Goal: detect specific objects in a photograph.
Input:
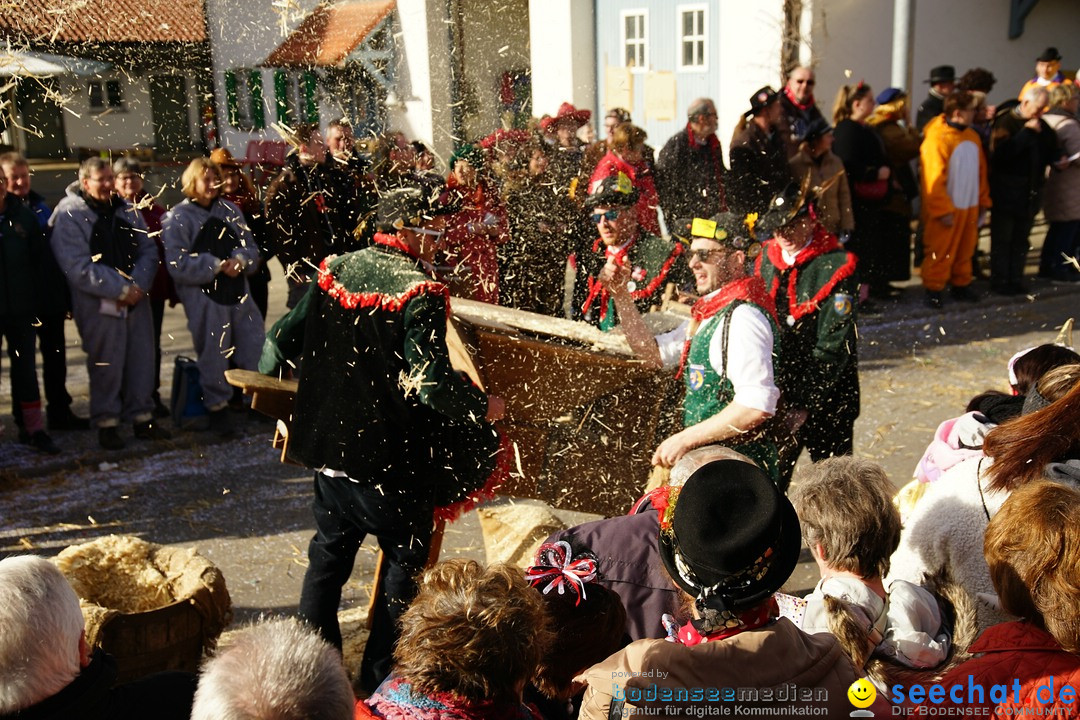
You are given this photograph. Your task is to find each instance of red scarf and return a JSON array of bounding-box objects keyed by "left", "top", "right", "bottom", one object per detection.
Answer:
[
  {"left": 685, "top": 124, "right": 728, "bottom": 212},
  {"left": 581, "top": 236, "right": 637, "bottom": 321},
  {"left": 677, "top": 597, "right": 779, "bottom": 646},
  {"left": 782, "top": 86, "right": 815, "bottom": 113},
  {"left": 759, "top": 226, "right": 857, "bottom": 322},
  {"left": 676, "top": 276, "right": 778, "bottom": 378}
]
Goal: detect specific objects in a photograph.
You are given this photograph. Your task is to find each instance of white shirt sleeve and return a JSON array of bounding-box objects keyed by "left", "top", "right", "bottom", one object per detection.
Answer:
[
  {"left": 708, "top": 304, "right": 779, "bottom": 414},
  {"left": 655, "top": 320, "right": 691, "bottom": 369}
]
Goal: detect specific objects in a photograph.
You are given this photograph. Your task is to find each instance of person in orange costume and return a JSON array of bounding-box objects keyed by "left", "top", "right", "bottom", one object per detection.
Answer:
[{"left": 919, "top": 90, "right": 991, "bottom": 309}]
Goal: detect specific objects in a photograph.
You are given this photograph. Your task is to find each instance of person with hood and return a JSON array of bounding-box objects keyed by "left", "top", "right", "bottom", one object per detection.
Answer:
[
  {"left": 162, "top": 158, "right": 264, "bottom": 438},
  {"left": 49, "top": 157, "right": 170, "bottom": 450},
  {"left": 578, "top": 456, "right": 890, "bottom": 717}
]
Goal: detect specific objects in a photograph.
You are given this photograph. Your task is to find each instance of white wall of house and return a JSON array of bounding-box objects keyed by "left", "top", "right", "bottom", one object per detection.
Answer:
[
  {"left": 715, "top": 0, "right": 784, "bottom": 153},
  {"left": 811, "top": 0, "right": 1080, "bottom": 116},
  {"left": 529, "top": 0, "right": 595, "bottom": 121},
  {"left": 458, "top": 0, "right": 530, "bottom": 141},
  {"left": 388, "top": 0, "right": 452, "bottom": 157},
  {"left": 59, "top": 75, "right": 155, "bottom": 149}
]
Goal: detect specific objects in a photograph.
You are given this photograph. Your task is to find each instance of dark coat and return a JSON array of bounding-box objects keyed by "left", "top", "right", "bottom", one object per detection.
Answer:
[
  {"left": 989, "top": 109, "right": 1061, "bottom": 212},
  {"left": 729, "top": 122, "right": 793, "bottom": 216},
  {"left": 0, "top": 195, "right": 51, "bottom": 316},
  {"left": 776, "top": 91, "right": 825, "bottom": 158},
  {"left": 656, "top": 125, "right": 728, "bottom": 221}
]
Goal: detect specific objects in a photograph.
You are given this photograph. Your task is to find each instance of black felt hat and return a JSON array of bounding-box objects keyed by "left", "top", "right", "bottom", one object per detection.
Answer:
[
  {"left": 796, "top": 117, "right": 834, "bottom": 145},
  {"left": 925, "top": 65, "right": 956, "bottom": 84},
  {"left": 658, "top": 460, "right": 802, "bottom": 613},
  {"left": 375, "top": 185, "right": 461, "bottom": 232},
  {"left": 744, "top": 86, "right": 779, "bottom": 118},
  {"left": 753, "top": 173, "right": 814, "bottom": 239},
  {"left": 584, "top": 171, "right": 639, "bottom": 209},
  {"left": 1037, "top": 47, "right": 1062, "bottom": 63}
]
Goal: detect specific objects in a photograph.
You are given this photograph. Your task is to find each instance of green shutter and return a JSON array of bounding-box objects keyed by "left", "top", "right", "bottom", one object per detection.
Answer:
[
  {"left": 248, "top": 70, "right": 265, "bottom": 130},
  {"left": 224, "top": 71, "right": 238, "bottom": 127},
  {"left": 303, "top": 71, "right": 319, "bottom": 123},
  {"left": 274, "top": 69, "right": 289, "bottom": 122}
]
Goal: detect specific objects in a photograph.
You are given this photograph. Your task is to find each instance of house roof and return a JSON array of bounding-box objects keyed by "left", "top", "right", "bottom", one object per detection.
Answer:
[
  {"left": 264, "top": 0, "right": 395, "bottom": 68},
  {"left": 0, "top": 0, "right": 207, "bottom": 44}
]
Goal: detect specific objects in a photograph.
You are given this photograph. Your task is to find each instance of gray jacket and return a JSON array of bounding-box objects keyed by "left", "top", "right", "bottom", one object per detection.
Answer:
[
  {"left": 162, "top": 197, "right": 260, "bottom": 288},
  {"left": 49, "top": 182, "right": 156, "bottom": 300}
]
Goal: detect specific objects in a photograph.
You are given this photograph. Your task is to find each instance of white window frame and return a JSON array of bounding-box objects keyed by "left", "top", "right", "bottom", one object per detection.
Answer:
[
  {"left": 676, "top": 4, "right": 708, "bottom": 72},
  {"left": 620, "top": 8, "right": 649, "bottom": 74}
]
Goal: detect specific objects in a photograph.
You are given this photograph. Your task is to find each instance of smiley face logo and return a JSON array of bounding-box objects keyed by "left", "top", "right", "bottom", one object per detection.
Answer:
[{"left": 847, "top": 678, "right": 876, "bottom": 710}]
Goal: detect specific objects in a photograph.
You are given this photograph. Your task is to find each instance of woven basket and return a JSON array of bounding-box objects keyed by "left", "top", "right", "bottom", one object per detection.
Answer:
[{"left": 54, "top": 535, "right": 232, "bottom": 683}]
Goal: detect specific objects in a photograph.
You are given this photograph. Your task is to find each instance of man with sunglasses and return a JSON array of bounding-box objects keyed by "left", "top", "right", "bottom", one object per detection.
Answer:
[
  {"left": 777, "top": 66, "right": 825, "bottom": 159},
  {"left": 259, "top": 186, "right": 505, "bottom": 695},
  {"left": 578, "top": 172, "right": 688, "bottom": 330},
  {"left": 596, "top": 212, "right": 781, "bottom": 480}
]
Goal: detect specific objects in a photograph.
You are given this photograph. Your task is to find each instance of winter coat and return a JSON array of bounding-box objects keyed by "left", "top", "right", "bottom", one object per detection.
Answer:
[
  {"left": 162, "top": 197, "right": 260, "bottom": 300},
  {"left": 729, "top": 122, "right": 792, "bottom": 216},
  {"left": 656, "top": 125, "right": 728, "bottom": 221},
  {"left": 776, "top": 90, "right": 825, "bottom": 159},
  {"left": 0, "top": 194, "right": 49, "bottom": 316},
  {"left": 440, "top": 180, "right": 509, "bottom": 304},
  {"left": 989, "top": 109, "right": 1059, "bottom": 212},
  {"left": 578, "top": 617, "right": 892, "bottom": 718},
  {"left": 358, "top": 675, "right": 542, "bottom": 720},
  {"left": 133, "top": 192, "right": 179, "bottom": 305},
  {"left": 1043, "top": 110, "right": 1080, "bottom": 222},
  {"left": 788, "top": 148, "right": 854, "bottom": 234},
  {"left": 928, "top": 622, "right": 1080, "bottom": 715},
  {"left": 872, "top": 119, "right": 921, "bottom": 217}
]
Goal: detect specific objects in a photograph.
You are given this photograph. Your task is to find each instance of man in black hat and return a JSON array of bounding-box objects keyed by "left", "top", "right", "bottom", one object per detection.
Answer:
[
  {"left": 577, "top": 172, "right": 688, "bottom": 330},
  {"left": 753, "top": 180, "right": 859, "bottom": 488},
  {"left": 1019, "top": 47, "right": 1069, "bottom": 100},
  {"left": 730, "top": 86, "right": 792, "bottom": 216},
  {"left": 259, "top": 186, "right": 505, "bottom": 694},
  {"left": 597, "top": 212, "right": 781, "bottom": 480},
  {"left": 578, "top": 457, "right": 888, "bottom": 717},
  {"left": 916, "top": 65, "right": 957, "bottom": 132}
]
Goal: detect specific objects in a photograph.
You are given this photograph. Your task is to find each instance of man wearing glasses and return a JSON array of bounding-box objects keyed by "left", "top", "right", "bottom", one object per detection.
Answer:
[
  {"left": 578, "top": 173, "right": 688, "bottom": 330},
  {"left": 596, "top": 212, "right": 780, "bottom": 481},
  {"left": 777, "top": 66, "right": 825, "bottom": 159}
]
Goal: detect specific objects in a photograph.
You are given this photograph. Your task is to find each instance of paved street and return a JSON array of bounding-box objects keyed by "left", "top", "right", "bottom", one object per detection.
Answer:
[{"left": 0, "top": 173, "right": 1077, "bottom": 671}]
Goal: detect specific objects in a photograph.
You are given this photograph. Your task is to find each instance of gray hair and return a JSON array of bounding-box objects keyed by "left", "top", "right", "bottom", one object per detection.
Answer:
[
  {"left": 78, "top": 156, "right": 112, "bottom": 181},
  {"left": 686, "top": 97, "right": 715, "bottom": 120},
  {"left": 112, "top": 157, "right": 143, "bottom": 176},
  {"left": 0, "top": 556, "right": 85, "bottom": 714},
  {"left": 190, "top": 617, "right": 354, "bottom": 720},
  {"left": 1022, "top": 86, "right": 1050, "bottom": 106}
]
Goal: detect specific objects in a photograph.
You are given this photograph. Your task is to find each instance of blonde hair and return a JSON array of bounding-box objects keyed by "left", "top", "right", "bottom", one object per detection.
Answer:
[
  {"left": 181, "top": 157, "right": 222, "bottom": 200},
  {"left": 832, "top": 83, "right": 873, "bottom": 123},
  {"left": 868, "top": 92, "right": 907, "bottom": 126}
]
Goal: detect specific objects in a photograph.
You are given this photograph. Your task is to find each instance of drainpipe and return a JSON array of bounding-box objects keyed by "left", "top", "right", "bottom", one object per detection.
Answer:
[{"left": 891, "top": 0, "right": 914, "bottom": 92}]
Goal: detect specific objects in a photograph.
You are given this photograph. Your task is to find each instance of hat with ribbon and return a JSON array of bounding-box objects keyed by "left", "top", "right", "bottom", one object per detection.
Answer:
[
  {"left": 753, "top": 172, "right": 815, "bottom": 238},
  {"left": 375, "top": 185, "right": 461, "bottom": 232},
  {"left": 672, "top": 212, "right": 761, "bottom": 259},
  {"left": 584, "top": 170, "right": 638, "bottom": 209},
  {"left": 744, "top": 86, "right": 780, "bottom": 119},
  {"left": 540, "top": 102, "right": 592, "bottom": 131},
  {"left": 658, "top": 459, "right": 801, "bottom": 615}
]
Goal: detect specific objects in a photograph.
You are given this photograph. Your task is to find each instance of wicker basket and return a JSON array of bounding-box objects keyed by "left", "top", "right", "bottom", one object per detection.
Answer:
[{"left": 54, "top": 535, "right": 232, "bottom": 683}]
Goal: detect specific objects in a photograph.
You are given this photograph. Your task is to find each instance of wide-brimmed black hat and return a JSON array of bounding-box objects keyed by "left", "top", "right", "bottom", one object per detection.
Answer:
[
  {"left": 753, "top": 174, "right": 814, "bottom": 239},
  {"left": 744, "top": 86, "right": 779, "bottom": 118},
  {"left": 672, "top": 212, "right": 760, "bottom": 259},
  {"left": 584, "top": 171, "right": 639, "bottom": 209},
  {"left": 375, "top": 185, "right": 461, "bottom": 232},
  {"left": 1037, "top": 47, "right": 1062, "bottom": 63},
  {"left": 658, "top": 460, "right": 801, "bottom": 613},
  {"left": 925, "top": 65, "right": 956, "bottom": 84}
]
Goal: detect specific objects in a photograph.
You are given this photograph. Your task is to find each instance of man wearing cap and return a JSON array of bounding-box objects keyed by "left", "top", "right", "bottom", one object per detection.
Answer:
[
  {"left": 577, "top": 172, "right": 688, "bottom": 330},
  {"left": 656, "top": 98, "right": 728, "bottom": 221},
  {"left": 1019, "top": 47, "right": 1071, "bottom": 100},
  {"left": 598, "top": 212, "right": 780, "bottom": 480},
  {"left": 259, "top": 186, "right": 505, "bottom": 694},
  {"left": 776, "top": 66, "right": 826, "bottom": 159},
  {"left": 730, "top": 86, "right": 793, "bottom": 216},
  {"left": 578, "top": 456, "right": 889, "bottom": 717},
  {"left": 916, "top": 65, "right": 957, "bottom": 132},
  {"left": 753, "top": 181, "right": 859, "bottom": 488}
]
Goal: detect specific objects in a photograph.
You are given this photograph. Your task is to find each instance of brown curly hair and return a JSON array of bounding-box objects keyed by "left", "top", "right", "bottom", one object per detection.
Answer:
[{"left": 393, "top": 560, "right": 552, "bottom": 704}]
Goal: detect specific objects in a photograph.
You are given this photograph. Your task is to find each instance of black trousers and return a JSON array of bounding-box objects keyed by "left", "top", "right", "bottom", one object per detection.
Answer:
[
  {"left": 775, "top": 411, "right": 855, "bottom": 492},
  {"left": 1, "top": 314, "right": 42, "bottom": 426},
  {"left": 298, "top": 470, "right": 434, "bottom": 695},
  {"left": 36, "top": 312, "right": 72, "bottom": 414},
  {"left": 990, "top": 202, "right": 1037, "bottom": 288}
]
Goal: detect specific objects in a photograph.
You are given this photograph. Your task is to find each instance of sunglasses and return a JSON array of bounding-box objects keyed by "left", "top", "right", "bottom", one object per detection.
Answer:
[
  {"left": 688, "top": 248, "right": 725, "bottom": 263},
  {"left": 591, "top": 209, "right": 622, "bottom": 224},
  {"left": 795, "top": 79, "right": 816, "bottom": 86}
]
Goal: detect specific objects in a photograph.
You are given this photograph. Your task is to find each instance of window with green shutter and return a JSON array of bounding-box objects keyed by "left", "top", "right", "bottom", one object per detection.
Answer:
[
  {"left": 303, "top": 71, "right": 319, "bottom": 123},
  {"left": 274, "top": 69, "right": 290, "bottom": 123},
  {"left": 248, "top": 70, "right": 265, "bottom": 129},
  {"left": 224, "top": 71, "right": 238, "bottom": 127}
]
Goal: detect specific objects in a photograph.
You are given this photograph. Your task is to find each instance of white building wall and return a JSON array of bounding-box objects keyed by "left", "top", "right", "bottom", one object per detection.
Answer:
[
  {"left": 529, "top": 0, "right": 595, "bottom": 120},
  {"left": 458, "top": 0, "right": 530, "bottom": 141},
  {"left": 811, "top": 0, "right": 1080, "bottom": 119},
  {"left": 388, "top": 0, "right": 449, "bottom": 156},
  {"left": 59, "top": 75, "right": 155, "bottom": 150}
]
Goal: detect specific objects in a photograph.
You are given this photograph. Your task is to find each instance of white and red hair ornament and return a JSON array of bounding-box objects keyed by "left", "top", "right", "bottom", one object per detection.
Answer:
[{"left": 525, "top": 541, "right": 599, "bottom": 606}]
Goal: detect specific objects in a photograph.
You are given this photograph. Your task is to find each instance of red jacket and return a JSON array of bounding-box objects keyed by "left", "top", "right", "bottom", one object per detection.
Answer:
[{"left": 921, "top": 622, "right": 1080, "bottom": 715}]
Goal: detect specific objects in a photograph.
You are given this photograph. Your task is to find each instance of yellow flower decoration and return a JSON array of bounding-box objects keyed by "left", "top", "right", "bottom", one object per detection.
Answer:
[{"left": 615, "top": 171, "right": 633, "bottom": 195}]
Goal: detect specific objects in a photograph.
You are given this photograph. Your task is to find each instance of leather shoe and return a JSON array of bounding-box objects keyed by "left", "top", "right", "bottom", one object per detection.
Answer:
[
  {"left": 47, "top": 408, "right": 91, "bottom": 431},
  {"left": 134, "top": 421, "right": 172, "bottom": 441},
  {"left": 925, "top": 291, "right": 944, "bottom": 309},
  {"left": 21, "top": 429, "right": 61, "bottom": 455},
  {"left": 99, "top": 427, "right": 125, "bottom": 450},
  {"left": 208, "top": 408, "right": 235, "bottom": 438}
]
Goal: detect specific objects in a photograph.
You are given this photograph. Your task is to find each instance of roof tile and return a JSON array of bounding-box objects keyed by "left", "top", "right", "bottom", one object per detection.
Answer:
[
  {"left": 0, "top": 0, "right": 206, "bottom": 44},
  {"left": 265, "top": 0, "right": 394, "bottom": 68}
]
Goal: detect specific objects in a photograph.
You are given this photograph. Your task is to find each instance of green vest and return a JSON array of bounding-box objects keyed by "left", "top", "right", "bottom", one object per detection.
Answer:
[{"left": 682, "top": 300, "right": 779, "bottom": 482}]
